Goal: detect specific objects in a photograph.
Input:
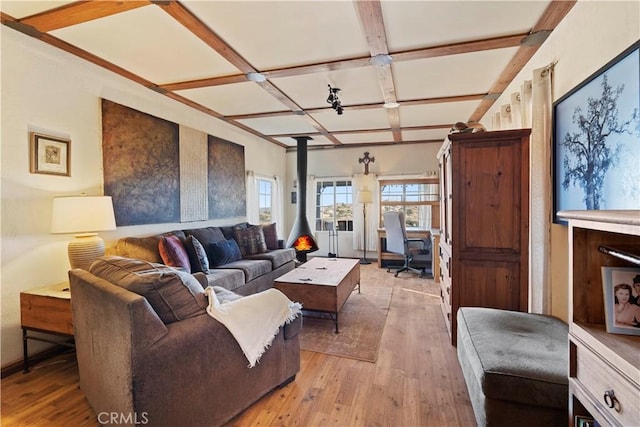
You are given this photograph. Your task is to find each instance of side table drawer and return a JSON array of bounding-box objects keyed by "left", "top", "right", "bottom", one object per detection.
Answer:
[
  {"left": 572, "top": 340, "right": 640, "bottom": 427},
  {"left": 21, "top": 293, "right": 73, "bottom": 335}
]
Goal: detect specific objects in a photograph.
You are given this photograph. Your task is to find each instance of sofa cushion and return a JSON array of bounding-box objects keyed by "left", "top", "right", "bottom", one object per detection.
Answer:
[
  {"left": 212, "top": 286, "right": 243, "bottom": 303},
  {"left": 244, "top": 248, "right": 296, "bottom": 269},
  {"left": 115, "top": 236, "right": 164, "bottom": 263},
  {"left": 214, "top": 259, "right": 272, "bottom": 282},
  {"left": 203, "top": 269, "right": 245, "bottom": 292},
  {"left": 233, "top": 225, "right": 268, "bottom": 256},
  {"left": 184, "top": 235, "right": 209, "bottom": 274},
  {"left": 90, "top": 256, "right": 207, "bottom": 324},
  {"left": 183, "top": 227, "right": 225, "bottom": 247},
  {"left": 220, "top": 222, "right": 248, "bottom": 240},
  {"left": 115, "top": 231, "right": 186, "bottom": 264},
  {"left": 261, "top": 223, "right": 279, "bottom": 250},
  {"left": 457, "top": 307, "right": 568, "bottom": 409},
  {"left": 159, "top": 235, "right": 191, "bottom": 272},
  {"left": 209, "top": 239, "right": 242, "bottom": 267}
]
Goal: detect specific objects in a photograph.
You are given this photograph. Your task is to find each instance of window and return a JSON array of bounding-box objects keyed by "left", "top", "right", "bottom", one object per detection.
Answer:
[
  {"left": 379, "top": 178, "right": 439, "bottom": 229},
  {"left": 258, "top": 178, "right": 273, "bottom": 223},
  {"left": 315, "top": 180, "right": 353, "bottom": 231}
]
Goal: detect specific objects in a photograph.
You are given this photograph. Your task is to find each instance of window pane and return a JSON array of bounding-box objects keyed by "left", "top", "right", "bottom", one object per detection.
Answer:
[
  {"left": 315, "top": 180, "right": 353, "bottom": 231},
  {"left": 258, "top": 179, "right": 272, "bottom": 223},
  {"left": 379, "top": 179, "right": 439, "bottom": 229}
]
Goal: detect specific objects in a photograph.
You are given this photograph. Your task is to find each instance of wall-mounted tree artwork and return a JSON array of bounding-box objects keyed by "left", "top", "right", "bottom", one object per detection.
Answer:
[{"left": 553, "top": 41, "right": 639, "bottom": 224}]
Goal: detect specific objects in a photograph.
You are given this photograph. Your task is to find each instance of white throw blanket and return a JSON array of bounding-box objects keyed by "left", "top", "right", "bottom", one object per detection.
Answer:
[{"left": 204, "top": 287, "right": 302, "bottom": 368}]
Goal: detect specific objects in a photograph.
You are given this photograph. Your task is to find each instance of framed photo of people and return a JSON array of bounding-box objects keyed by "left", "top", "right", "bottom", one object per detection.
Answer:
[{"left": 601, "top": 266, "right": 640, "bottom": 335}]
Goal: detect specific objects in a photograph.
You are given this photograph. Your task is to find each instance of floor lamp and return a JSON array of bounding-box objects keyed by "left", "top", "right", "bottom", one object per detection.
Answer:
[{"left": 357, "top": 189, "right": 373, "bottom": 265}]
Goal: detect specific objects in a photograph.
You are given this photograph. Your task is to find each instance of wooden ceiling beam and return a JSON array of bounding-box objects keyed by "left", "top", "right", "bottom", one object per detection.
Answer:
[
  {"left": 226, "top": 93, "right": 488, "bottom": 120},
  {"left": 18, "top": 1, "right": 150, "bottom": 32},
  {"left": 268, "top": 123, "right": 451, "bottom": 139},
  {"left": 468, "top": 0, "right": 577, "bottom": 122},
  {"left": 157, "top": 33, "right": 532, "bottom": 92},
  {"left": 160, "top": 74, "right": 248, "bottom": 91},
  {"left": 354, "top": 0, "right": 402, "bottom": 142},
  {"left": 393, "top": 33, "right": 527, "bottom": 62}
]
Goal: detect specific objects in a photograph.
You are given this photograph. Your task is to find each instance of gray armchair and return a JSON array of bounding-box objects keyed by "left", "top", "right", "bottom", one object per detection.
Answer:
[{"left": 383, "top": 211, "right": 430, "bottom": 278}]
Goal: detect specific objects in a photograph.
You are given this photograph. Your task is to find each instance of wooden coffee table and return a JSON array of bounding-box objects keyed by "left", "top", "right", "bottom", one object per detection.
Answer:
[{"left": 274, "top": 257, "right": 360, "bottom": 333}]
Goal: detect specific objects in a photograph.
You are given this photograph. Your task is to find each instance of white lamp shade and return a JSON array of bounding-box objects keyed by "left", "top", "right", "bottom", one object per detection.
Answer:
[
  {"left": 51, "top": 196, "right": 116, "bottom": 234},
  {"left": 357, "top": 190, "right": 373, "bottom": 204}
]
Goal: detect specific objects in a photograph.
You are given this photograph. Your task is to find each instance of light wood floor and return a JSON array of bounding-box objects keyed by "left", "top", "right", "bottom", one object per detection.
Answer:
[{"left": 1, "top": 263, "right": 476, "bottom": 427}]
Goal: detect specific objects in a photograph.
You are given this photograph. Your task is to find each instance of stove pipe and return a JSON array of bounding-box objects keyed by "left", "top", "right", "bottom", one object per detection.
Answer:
[{"left": 286, "top": 136, "right": 319, "bottom": 255}]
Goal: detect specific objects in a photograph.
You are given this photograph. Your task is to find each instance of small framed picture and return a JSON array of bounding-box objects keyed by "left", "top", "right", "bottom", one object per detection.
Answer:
[
  {"left": 29, "top": 132, "right": 70, "bottom": 176},
  {"left": 601, "top": 266, "right": 640, "bottom": 335}
]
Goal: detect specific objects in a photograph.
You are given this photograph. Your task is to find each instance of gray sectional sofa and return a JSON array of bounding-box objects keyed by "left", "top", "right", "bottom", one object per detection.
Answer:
[
  {"left": 70, "top": 256, "right": 301, "bottom": 427},
  {"left": 110, "top": 222, "right": 296, "bottom": 296}
]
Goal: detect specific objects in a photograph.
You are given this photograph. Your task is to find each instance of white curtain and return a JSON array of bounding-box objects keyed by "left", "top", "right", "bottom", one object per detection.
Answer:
[
  {"left": 245, "top": 171, "right": 259, "bottom": 224},
  {"left": 488, "top": 66, "right": 552, "bottom": 314},
  {"left": 306, "top": 175, "right": 317, "bottom": 235},
  {"left": 510, "top": 92, "right": 523, "bottom": 128},
  {"left": 521, "top": 80, "right": 533, "bottom": 128},
  {"left": 529, "top": 65, "right": 553, "bottom": 315},
  {"left": 500, "top": 104, "right": 513, "bottom": 129},
  {"left": 272, "top": 176, "right": 284, "bottom": 237},
  {"left": 352, "top": 173, "right": 378, "bottom": 252}
]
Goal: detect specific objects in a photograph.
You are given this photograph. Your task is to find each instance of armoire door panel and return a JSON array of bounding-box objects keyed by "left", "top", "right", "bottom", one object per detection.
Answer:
[
  {"left": 457, "top": 140, "right": 523, "bottom": 253},
  {"left": 455, "top": 260, "right": 522, "bottom": 310}
]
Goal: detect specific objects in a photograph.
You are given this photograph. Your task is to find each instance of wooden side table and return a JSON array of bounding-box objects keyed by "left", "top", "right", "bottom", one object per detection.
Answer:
[{"left": 20, "top": 282, "right": 74, "bottom": 373}]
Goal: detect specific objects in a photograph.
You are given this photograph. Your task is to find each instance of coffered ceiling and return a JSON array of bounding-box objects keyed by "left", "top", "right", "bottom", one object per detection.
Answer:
[{"left": 1, "top": 1, "right": 576, "bottom": 149}]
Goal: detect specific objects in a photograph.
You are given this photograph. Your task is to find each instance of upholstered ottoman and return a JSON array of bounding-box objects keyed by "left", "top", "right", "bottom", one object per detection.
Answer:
[{"left": 456, "top": 307, "right": 568, "bottom": 427}]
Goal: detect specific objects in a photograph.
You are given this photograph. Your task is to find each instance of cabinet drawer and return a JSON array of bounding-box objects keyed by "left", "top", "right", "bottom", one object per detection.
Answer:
[
  {"left": 572, "top": 340, "right": 640, "bottom": 426},
  {"left": 21, "top": 293, "right": 73, "bottom": 335}
]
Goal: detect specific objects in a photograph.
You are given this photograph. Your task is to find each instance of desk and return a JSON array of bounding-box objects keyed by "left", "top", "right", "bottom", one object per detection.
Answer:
[
  {"left": 377, "top": 228, "right": 431, "bottom": 268},
  {"left": 20, "top": 282, "right": 74, "bottom": 372}
]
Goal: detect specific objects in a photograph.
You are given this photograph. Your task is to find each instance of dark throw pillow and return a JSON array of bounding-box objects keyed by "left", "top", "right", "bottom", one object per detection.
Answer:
[
  {"left": 184, "top": 235, "right": 209, "bottom": 274},
  {"left": 233, "top": 225, "right": 268, "bottom": 256},
  {"left": 209, "top": 239, "right": 243, "bottom": 267},
  {"left": 262, "top": 223, "right": 279, "bottom": 250},
  {"left": 158, "top": 235, "right": 191, "bottom": 272}
]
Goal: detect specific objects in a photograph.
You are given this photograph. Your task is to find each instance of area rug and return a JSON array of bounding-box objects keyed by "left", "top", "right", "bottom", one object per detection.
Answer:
[{"left": 298, "top": 284, "right": 393, "bottom": 363}]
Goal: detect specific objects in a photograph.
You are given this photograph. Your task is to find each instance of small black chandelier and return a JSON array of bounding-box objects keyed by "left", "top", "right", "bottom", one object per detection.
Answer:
[{"left": 326, "top": 85, "right": 343, "bottom": 115}]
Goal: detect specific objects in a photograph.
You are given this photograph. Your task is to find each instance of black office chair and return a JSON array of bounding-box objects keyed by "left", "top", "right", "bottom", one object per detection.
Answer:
[{"left": 383, "top": 211, "right": 430, "bottom": 278}]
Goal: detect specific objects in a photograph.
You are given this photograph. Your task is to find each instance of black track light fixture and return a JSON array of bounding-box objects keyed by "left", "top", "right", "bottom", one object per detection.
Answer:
[{"left": 327, "top": 85, "right": 344, "bottom": 116}]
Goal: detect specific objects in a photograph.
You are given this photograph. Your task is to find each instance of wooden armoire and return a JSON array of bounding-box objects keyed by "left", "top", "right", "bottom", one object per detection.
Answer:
[{"left": 437, "top": 129, "right": 530, "bottom": 345}]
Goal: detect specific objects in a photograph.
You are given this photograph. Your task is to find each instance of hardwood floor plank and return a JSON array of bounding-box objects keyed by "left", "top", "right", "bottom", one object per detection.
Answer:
[{"left": 1, "top": 264, "right": 475, "bottom": 426}]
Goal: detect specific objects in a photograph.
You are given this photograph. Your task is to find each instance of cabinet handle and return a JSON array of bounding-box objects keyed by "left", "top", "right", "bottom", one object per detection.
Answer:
[{"left": 603, "top": 390, "right": 620, "bottom": 412}]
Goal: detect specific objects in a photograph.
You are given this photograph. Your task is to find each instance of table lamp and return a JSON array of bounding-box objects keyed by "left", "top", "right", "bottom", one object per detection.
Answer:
[
  {"left": 51, "top": 195, "right": 116, "bottom": 270},
  {"left": 357, "top": 189, "right": 373, "bottom": 265}
]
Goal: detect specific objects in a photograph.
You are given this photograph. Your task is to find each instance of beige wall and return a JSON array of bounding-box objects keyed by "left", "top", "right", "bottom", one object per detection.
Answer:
[
  {"left": 482, "top": 1, "right": 640, "bottom": 322},
  {"left": 0, "top": 28, "right": 287, "bottom": 366}
]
